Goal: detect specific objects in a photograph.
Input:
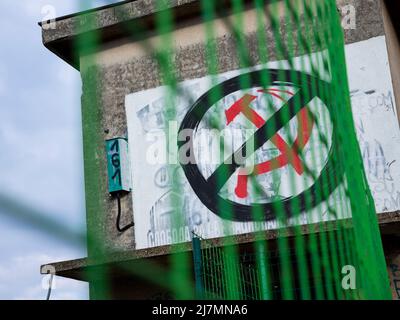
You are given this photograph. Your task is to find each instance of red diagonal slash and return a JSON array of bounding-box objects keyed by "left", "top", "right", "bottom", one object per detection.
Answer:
[{"left": 225, "top": 88, "right": 314, "bottom": 198}]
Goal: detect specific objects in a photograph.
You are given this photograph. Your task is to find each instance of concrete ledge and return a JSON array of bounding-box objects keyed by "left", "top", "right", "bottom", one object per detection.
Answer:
[
  {"left": 41, "top": 210, "right": 400, "bottom": 282},
  {"left": 40, "top": 0, "right": 199, "bottom": 43},
  {"left": 39, "top": 0, "right": 233, "bottom": 69},
  {"left": 39, "top": 0, "right": 386, "bottom": 70}
]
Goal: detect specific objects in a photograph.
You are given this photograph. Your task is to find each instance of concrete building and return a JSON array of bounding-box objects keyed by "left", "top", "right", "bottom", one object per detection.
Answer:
[{"left": 40, "top": 0, "right": 400, "bottom": 299}]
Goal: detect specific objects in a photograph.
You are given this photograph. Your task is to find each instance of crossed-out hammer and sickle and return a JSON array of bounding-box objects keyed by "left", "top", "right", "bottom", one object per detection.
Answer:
[
  {"left": 225, "top": 88, "right": 314, "bottom": 199},
  {"left": 179, "top": 69, "right": 341, "bottom": 222}
]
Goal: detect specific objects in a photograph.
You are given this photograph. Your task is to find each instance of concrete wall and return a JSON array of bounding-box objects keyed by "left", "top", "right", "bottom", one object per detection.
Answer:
[{"left": 78, "top": 0, "right": 391, "bottom": 255}]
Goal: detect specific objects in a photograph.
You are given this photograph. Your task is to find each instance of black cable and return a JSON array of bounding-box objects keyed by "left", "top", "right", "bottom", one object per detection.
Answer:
[{"left": 116, "top": 193, "right": 134, "bottom": 233}]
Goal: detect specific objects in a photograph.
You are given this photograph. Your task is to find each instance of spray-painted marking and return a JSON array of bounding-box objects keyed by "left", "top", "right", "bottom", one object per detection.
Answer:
[
  {"left": 225, "top": 88, "right": 314, "bottom": 198},
  {"left": 178, "top": 69, "right": 340, "bottom": 222}
]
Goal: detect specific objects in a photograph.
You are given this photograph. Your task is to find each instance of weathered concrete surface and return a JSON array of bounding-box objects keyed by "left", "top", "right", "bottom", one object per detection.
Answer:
[
  {"left": 41, "top": 0, "right": 385, "bottom": 69},
  {"left": 41, "top": 0, "right": 199, "bottom": 44},
  {"left": 41, "top": 0, "right": 384, "bottom": 46},
  {"left": 78, "top": 0, "right": 387, "bottom": 255},
  {"left": 40, "top": 0, "right": 398, "bottom": 265}
]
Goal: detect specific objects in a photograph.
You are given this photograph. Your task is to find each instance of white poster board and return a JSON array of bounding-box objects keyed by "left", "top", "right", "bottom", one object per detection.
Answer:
[{"left": 126, "top": 36, "right": 400, "bottom": 249}]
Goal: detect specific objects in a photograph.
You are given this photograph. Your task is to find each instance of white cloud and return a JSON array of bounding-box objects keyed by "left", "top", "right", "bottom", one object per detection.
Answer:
[
  {"left": 0, "top": 64, "right": 6, "bottom": 96},
  {"left": 0, "top": 78, "right": 5, "bottom": 96},
  {"left": 56, "top": 63, "right": 80, "bottom": 87},
  {"left": 0, "top": 253, "right": 88, "bottom": 300},
  {"left": 0, "top": 0, "right": 123, "bottom": 301},
  {"left": 6, "top": 0, "right": 77, "bottom": 19},
  {"left": 16, "top": 278, "right": 86, "bottom": 300}
]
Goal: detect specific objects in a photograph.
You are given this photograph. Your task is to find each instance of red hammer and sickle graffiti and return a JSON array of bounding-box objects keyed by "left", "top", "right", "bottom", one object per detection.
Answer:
[{"left": 225, "top": 88, "right": 315, "bottom": 199}]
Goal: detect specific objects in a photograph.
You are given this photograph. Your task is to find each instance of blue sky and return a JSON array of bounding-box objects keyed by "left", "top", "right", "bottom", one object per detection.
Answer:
[{"left": 0, "top": 1, "right": 119, "bottom": 300}]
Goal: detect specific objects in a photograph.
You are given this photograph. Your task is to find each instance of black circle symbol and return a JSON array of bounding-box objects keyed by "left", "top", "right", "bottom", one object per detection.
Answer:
[{"left": 178, "top": 69, "right": 343, "bottom": 222}]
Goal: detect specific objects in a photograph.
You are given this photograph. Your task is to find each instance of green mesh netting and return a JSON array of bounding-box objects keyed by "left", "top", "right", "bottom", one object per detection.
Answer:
[{"left": 73, "top": 0, "right": 391, "bottom": 300}]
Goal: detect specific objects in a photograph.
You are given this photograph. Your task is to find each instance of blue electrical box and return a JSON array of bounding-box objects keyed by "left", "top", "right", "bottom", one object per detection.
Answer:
[{"left": 106, "top": 138, "right": 132, "bottom": 193}]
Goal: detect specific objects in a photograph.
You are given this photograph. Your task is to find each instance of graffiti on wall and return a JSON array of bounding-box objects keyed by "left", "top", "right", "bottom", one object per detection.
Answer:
[
  {"left": 352, "top": 89, "right": 400, "bottom": 212},
  {"left": 126, "top": 36, "right": 400, "bottom": 249}
]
